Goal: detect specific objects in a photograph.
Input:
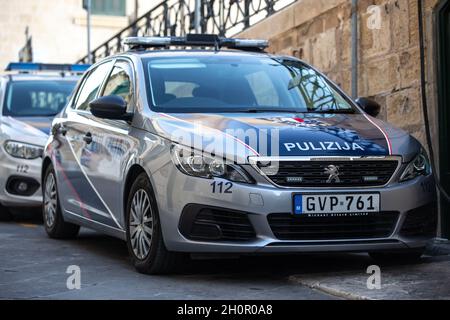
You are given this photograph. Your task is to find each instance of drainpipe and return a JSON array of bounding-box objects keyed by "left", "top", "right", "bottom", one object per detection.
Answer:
[
  {"left": 194, "top": 0, "right": 201, "bottom": 33},
  {"left": 86, "top": 0, "right": 92, "bottom": 64},
  {"left": 135, "top": 0, "right": 139, "bottom": 21},
  {"left": 351, "top": 0, "right": 358, "bottom": 99},
  {"left": 417, "top": 0, "right": 450, "bottom": 206}
]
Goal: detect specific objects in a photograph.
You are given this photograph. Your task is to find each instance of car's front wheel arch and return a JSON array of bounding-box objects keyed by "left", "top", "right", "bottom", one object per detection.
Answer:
[
  {"left": 123, "top": 164, "right": 148, "bottom": 221},
  {"left": 41, "top": 157, "right": 53, "bottom": 190}
]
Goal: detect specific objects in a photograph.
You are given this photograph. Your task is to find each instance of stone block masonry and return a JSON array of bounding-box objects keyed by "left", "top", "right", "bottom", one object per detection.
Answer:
[{"left": 238, "top": 0, "right": 441, "bottom": 149}]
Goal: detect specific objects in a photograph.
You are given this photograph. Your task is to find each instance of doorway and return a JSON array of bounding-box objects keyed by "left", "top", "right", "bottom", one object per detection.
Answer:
[{"left": 436, "top": 0, "right": 450, "bottom": 237}]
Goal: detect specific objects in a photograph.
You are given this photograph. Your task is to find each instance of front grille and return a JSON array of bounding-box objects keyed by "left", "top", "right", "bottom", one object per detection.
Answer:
[
  {"left": 268, "top": 212, "right": 399, "bottom": 240},
  {"left": 257, "top": 160, "right": 399, "bottom": 187},
  {"left": 179, "top": 205, "right": 256, "bottom": 242},
  {"left": 400, "top": 203, "right": 437, "bottom": 237}
]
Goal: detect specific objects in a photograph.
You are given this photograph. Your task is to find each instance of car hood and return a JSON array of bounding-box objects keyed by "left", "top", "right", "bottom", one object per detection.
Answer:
[
  {"left": 150, "top": 112, "right": 421, "bottom": 163},
  {"left": 0, "top": 116, "right": 50, "bottom": 146}
]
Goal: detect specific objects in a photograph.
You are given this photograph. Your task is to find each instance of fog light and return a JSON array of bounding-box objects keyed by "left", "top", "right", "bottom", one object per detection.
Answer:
[
  {"left": 6, "top": 177, "right": 40, "bottom": 196},
  {"left": 17, "top": 182, "right": 28, "bottom": 192}
]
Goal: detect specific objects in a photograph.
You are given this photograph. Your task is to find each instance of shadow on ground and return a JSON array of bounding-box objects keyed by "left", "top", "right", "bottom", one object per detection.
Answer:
[
  {"left": 2, "top": 212, "right": 449, "bottom": 300},
  {"left": 2, "top": 212, "right": 433, "bottom": 277}
]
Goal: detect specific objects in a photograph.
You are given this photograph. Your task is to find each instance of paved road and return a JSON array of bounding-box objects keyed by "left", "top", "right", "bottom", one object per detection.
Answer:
[
  {"left": 1, "top": 213, "right": 449, "bottom": 300},
  {"left": 0, "top": 214, "right": 334, "bottom": 300}
]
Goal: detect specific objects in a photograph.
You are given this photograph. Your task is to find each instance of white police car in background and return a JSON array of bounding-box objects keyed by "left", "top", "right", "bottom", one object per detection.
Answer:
[{"left": 0, "top": 63, "right": 87, "bottom": 214}]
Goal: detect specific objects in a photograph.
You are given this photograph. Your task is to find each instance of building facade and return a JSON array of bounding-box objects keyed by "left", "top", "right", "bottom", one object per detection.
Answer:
[{"left": 0, "top": 0, "right": 154, "bottom": 69}]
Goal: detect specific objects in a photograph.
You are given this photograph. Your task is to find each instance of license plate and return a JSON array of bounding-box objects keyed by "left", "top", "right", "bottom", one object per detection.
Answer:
[{"left": 293, "top": 194, "right": 380, "bottom": 215}]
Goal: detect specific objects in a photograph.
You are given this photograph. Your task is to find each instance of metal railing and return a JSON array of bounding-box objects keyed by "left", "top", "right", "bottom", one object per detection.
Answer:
[{"left": 77, "top": 0, "right": 297, "bottom": 64}]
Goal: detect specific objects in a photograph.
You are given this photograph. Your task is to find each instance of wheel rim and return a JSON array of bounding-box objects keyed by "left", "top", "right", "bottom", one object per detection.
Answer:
[
  {"left": 44, "top": 173, "right": 57, "bottom": 228},
  {"left": 129, "top": 189, "right": 153, "bottom": 260}
]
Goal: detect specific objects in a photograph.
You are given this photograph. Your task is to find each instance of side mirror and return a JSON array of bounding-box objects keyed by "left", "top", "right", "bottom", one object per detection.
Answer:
[
  {"left": 89, "top": 95, "right": 132, "bottom": 121},
  {"left": 355, "top": 97, "right": 381, "bottom": 117}
]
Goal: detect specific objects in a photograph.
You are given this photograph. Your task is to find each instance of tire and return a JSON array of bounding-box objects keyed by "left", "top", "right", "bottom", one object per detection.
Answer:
[
  {"left": 43, "top": 164, "right": 80, "bottom": 239},
  {"left": 369, "top": 248, "right": 425, "bottom": 263},
  {"left": 126, "top": 173, "right": 186, "bottom": 274}
]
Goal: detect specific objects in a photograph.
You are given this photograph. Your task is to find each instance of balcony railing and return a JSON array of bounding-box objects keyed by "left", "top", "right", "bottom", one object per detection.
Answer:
[{"left": 77, "top": 0, "right": 297, "bottom": 64}]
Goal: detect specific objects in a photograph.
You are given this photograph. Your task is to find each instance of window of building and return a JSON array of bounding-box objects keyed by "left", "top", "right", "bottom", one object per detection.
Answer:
[{"left": 91, "top": 0, "right": 126, "bottom": 16}]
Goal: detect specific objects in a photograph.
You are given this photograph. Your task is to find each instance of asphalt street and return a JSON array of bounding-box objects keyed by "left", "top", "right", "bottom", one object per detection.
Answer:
[
  {"left": 1, "top": 212, "right": 450, "bottom": 300},
  {"left": 0, "top": 212, "right": 334, "bottom": 300}
]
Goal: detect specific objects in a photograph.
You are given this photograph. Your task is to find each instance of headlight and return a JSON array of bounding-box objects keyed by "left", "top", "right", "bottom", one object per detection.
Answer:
[
  {"left": 4, "top": 141, "right": 43, "bottom": 159},
  {"left": 399, "top": 148, "right": 431, "bottom": 182},
  {"left": 170, "top": 144, "right": 254, "bottom": 184}
]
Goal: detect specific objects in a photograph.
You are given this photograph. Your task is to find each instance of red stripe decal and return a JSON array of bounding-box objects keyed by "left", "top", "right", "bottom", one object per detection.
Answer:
[
  {"left": 362, "top": 114, "right": 393, "bottom": 155},
  {"left": 53, "top": 155, "right": 91, "bottom": 219}
]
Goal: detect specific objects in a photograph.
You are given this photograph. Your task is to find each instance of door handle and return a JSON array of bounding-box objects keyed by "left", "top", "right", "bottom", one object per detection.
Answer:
[{"left": 83, "top": 132, "right": 93, "bottom": 144}]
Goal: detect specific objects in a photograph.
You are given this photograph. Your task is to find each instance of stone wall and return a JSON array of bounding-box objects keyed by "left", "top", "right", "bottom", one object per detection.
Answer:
[{"left": 238, "top": 0, "right": 441, "bottom": 149}]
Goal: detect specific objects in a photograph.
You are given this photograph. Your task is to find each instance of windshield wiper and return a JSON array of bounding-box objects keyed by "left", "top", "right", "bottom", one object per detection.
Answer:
[
  {"left": 21, "top": 113, "right": 58, "bottom": 117},
  {"left": 243, "top": 109, "right": 301, "bottom": 113}
]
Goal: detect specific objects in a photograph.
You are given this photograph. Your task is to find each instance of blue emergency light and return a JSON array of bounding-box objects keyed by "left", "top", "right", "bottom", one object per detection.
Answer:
[{"left": 5, "top": 62, "right": 91, "bottom": 73}]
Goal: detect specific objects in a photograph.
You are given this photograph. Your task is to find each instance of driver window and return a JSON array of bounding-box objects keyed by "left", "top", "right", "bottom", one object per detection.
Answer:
[
  {"left": 101, "top": 65, "right": 132, "bottom": 106},
  {"left": 74, "top": 61, "right": 112, "bottom": 111}
]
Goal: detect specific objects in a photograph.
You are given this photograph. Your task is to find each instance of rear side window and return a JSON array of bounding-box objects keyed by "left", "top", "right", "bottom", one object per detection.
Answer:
[{"left": 73, "top": 61, "right": 112, "bottom": 111}]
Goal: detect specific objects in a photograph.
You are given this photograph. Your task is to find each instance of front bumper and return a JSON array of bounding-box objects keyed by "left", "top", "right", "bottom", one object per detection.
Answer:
[
  {"left": 0, "top": 150, "right": 42, "bottom": 207},
  {"left": 154, "top": 164, "right": 437, "bottom": 254}
]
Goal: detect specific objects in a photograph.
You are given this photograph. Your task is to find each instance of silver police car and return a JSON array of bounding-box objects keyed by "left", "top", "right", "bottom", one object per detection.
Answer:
[
  {"left": 42, "top": 35, "right": 437, "bottom": 274},
  {"left": 0, "top": 63, "right": 85, "bottom": 213}
]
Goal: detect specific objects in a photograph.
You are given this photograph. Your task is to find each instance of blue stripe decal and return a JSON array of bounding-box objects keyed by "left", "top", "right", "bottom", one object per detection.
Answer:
[{"left": 157, "top": 112, "right": 390, "bottom": 157}]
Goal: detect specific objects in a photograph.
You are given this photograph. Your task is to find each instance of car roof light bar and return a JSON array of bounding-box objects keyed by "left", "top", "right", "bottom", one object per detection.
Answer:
[
  {"left": 5, "top": 62, "right": 91, "bottom": 73},
  {"left": 123, "top": 34, "right": 269, "bottom": 52}
]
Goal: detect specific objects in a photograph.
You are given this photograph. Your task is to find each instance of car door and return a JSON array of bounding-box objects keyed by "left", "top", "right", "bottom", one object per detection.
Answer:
[
  {"left": 55, "top": 60, "right": 116, "bottom": 227},
  {"left": 76, "top": 59, "right": 137, "bottom": 229}
]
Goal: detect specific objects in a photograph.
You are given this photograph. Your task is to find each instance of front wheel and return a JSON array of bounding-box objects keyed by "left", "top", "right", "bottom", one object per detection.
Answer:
[
  {"left": 43, "top": 165, "right": 80, "bottom": 239},
  {"left": 126, "top": 173, "right": 186, "bottom": 274}
]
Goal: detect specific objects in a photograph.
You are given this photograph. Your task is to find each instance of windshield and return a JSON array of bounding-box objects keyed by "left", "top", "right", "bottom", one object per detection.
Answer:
[
  {"left": 3, "top": 80, "right": 76, "bottom": 117},
  {"left": 144, "top": 55, "right": 356, "bottom": 113}
]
